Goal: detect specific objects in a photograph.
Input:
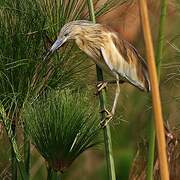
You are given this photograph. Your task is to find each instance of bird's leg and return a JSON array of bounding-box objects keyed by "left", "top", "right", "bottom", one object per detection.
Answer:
[
  {"left": 100, "top": 75, "right": 120, "bottom": 127},
  {"left": 111, "top": 75, "right": 120, "bottom": 115}
]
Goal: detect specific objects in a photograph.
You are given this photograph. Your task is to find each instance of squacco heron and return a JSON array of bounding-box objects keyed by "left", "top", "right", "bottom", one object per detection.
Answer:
[{"left": 44, "top": 20, "right": 150, "bottom": 125}]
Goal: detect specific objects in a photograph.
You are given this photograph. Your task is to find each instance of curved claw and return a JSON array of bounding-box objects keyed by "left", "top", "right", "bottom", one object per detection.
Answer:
[
  {"left": 100, "top": 116, "right": 113, "bottom": 128},
  {"left": 99, "top": 108, "right": 113, "bottom": 128},
  {"left": 95, "top": 81, "right": 108, "bottom": 95}
]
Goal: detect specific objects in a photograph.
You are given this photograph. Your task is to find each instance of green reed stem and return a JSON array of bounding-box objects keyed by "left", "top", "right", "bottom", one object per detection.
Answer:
[
  {"left": 147, "top": 0, "right": 168, "bottom": 179},
  {"left": 86, "top": 1, "right": 116, "bottom": 179},
  {"left": 147, "top": 114, "right": 155, "bottom": 180},
  {"left": 156, "top": 0, "right": 168, "bottom": 75}
]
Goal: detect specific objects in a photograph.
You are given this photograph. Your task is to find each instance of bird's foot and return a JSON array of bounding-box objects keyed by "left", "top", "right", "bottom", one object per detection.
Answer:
[
  {"left": 95, "top": 81, "right": 108, "bottom": 95},
  {"left": 99, "top": 108, "right": 113, "bottom": 128}
]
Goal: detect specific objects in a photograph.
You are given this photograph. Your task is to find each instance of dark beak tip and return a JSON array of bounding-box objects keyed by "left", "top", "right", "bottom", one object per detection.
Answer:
[
  {"left": 43, "top": 50, "right": 52, "bottom": 61},
  {"left": 43, "top": 39, "right": 64, "bottom": 61}
]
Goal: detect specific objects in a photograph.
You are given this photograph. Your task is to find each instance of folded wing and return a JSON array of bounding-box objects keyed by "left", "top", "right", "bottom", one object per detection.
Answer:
[{"left": 100, "top": 33, "right": 151, "bottom": 92}]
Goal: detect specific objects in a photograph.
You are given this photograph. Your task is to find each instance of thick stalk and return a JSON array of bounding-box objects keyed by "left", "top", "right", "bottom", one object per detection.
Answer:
[
  {"left": 139, "top": 0, "right": 169, "bottom": 180},
  {"left": 86, "top": 1, "right": 116, "bottom": 179},
  {"left": 147, "top": 0, "right": 168, "bottom": 179}
]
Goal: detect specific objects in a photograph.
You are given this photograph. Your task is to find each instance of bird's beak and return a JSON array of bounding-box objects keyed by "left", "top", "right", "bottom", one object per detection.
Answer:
[{"left": 43, "top": 38, "right": 65, "bottom": 61}]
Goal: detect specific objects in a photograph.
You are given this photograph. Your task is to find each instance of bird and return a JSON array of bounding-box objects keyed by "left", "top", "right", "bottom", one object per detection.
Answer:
[{"left": 44, "top": 20, "right": 151, "bottom": 126}]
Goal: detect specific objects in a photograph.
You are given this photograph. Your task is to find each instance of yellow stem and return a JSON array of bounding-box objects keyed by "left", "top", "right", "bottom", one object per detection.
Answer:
[{"left": 139, "top": 0, "right": 169, "bottom": 179}]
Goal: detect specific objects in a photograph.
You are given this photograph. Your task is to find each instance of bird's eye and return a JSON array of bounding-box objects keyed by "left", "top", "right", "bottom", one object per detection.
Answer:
[{"left": 64, "top": 33, "right": 68, "bottom": 37}]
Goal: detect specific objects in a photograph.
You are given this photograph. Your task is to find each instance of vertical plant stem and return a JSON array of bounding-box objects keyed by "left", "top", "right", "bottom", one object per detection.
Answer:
[
  {"left": 11, "top": 147, "right": 17, "bottom": 180},
  {"left": 147, "top": 114, "right": 155, "bottom": 180},
  {"left": 47, "top": 166, "right": 53, "bottom": 180},
  {"left": 139, "top": 0, "right": 169, "bottom": 180},
  {"left": 156, "top": 0, "right": 168, "bottom": 76},
  {"left": 24, "top": 125, "right": 30, "bottom": 180},
  {"left": 86, "top": 1, "right": 116, "bottom": 179},
  {"left": 11, "top": 119, "right": 17, "bottom": 180},
  {"left": 47, "top": 166, "right": 60, "bottom": 180},
  {"left": 147, "top": 0, "right": 168, "bottom": 179},
  {"left": 17, "top": 161, "right": 28, "bottom": 180}
]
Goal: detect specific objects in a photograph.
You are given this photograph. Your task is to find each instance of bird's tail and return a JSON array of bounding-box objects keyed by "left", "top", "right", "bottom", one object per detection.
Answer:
[
  {"left": 133, "top": 64, "right": 151, "bottom": 92},
  {"left": 132, "top": 47, "right": 151, "bottom": 92},
  {"left": 142, "top": 67, "right": 151, "bottom": 92},
  {"left": 125, "top": 62, "right": 151, "bottom": 92},
  {"left": 128, "top": 62, "right": 151, "bottom": 92}
]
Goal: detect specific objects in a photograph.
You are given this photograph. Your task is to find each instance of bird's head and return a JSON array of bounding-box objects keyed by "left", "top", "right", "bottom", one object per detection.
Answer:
[{"left": 43, "top": 20, "right": 95, "bottom": 60}]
